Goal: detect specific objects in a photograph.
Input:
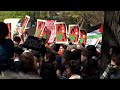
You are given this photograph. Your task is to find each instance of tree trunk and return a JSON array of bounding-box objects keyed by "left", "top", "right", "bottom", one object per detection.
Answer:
[{"left": 100, "top": 11, "right": 120, "bottom": 73}]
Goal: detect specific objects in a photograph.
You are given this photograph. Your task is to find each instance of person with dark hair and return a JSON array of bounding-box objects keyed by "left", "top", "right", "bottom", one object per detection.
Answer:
[
  {"left": 44, "top": 51, "right": 56, "bottom": 63},
  {"left": 0, "top": 22, "right": 14, "bottom": 72},
  {"left": 81, "top": 49, "right": 90, "bottom": 62},
  {"left": 72, "top": 49, "right": 82, "bottom": 62},
  {"left": 57, "top": 44, "right": 67, "bottom": 56},
  {"left": 56, "top": 50, "right": 76, "bottom": 79},
  {"left": 54, "top": 44, "right": 61, "bottom": 52},
  {"left": 12, "top": 46, "right": 24, "bottom": 72},
  {"left": 56, "top": 44, "right": 67, "bottom": 66},
  {"left": 85, "top": 45, "right": 100, "bottom": 79},
  {"left": 21, "top": 52, "right": 38, "bottom": 75},
  {"left": 49, "top": 43, "right": 56, "bottom": 53},
  {"left": 61, "top": 50, "right": 76, "bottom": 65},
  {"left": 86, "top": 45, "right": 99, "bottom": 59},
  {"left": 40, "top": 51, "right": 58, "bottom": 79},
  {"left": 31, "top": 50, "right": 41, "bottom": 60},
  {"left": 83, "top": 58, "right": 99, "bottom": 79},
  {"left": 80, "top": 49, "right": 90, "bottom": 78},
  {"left": 100, "top": 54, "right": 120, "bottom": 79},
  {"left": 65, "top": 60, "right": 82, "bottom": 79},
  {"left": 38, "top": 38, "right": 47, "bottom": 58},
  {"left": 13, "top": 36, "right": 21, "bottom": 46}
]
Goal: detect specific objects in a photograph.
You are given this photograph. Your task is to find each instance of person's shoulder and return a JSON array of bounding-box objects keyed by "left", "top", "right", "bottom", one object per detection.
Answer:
[
  {"left": 4, "top": 39, "right": 14, "bottom": 45},
  {"left": 0, "top": 39, "right": 14, "bottom": 50}
]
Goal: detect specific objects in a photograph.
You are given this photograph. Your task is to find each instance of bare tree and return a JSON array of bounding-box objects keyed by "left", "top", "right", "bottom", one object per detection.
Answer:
[{"left": 100, "top": 11, "right": 120, "bottom": 73}]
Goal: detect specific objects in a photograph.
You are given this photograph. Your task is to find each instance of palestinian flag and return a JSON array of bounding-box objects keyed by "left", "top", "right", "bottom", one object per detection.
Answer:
[{"left": 86, "top": 23, "right": 103, "bottom": 47}]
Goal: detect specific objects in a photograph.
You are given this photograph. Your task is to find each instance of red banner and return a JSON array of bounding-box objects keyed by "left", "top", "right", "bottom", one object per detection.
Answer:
[{"left": 55, "top": 22, "right": 68, "bottom": 44}]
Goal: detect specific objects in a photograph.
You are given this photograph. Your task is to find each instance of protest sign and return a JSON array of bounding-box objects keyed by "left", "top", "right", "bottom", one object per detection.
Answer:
[
  {"left": 79, "top": 29, "right": 87, "bottom": 45},
  {"left": 55, "top": 22, "right": 68, "bottom": 44},
  {"left": 46, "top": 20, "right": 56, "bottom": 43},
  {"left": 19, "top": 15, "right": 30, "bottom": 35},
  {"left": 34, "top": 19, "right": 46, "bottom": 38},
  {"left": 4, "top": 18, "right": 20, "bottom": 40},
  {"left": 22, "top": 36, "right": 42, "bottom": 51},
  {"left": 69, "top": 25, "right": 80, "bottom": 44},
  {"left": 40, "top": 26, "right": 47, "bottom": 39}
]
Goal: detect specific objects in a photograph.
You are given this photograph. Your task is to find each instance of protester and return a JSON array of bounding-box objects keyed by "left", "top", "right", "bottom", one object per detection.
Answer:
[
  {"left": 0, "top": 20, "right": 116, "bottom": 79},
  {"left": 84, "top": 45, "right": 100, "bottom": 79},
  {"left": 49, "top": 43, "right": 56, "bottom": 53},
  {"left": 86, "top": 45, "right": 99, "bottom": 59},
  {"left": 72, "top": 49, "right": 82, "bottom": 61},
  {"left": 40, "top": 51, "right": 58, "bottom": 79},
  {"left": 65, "top": 60, "right": 82, "bottom": 79},
  {"left": 100, "top": 54, "right": 120, "bottom": 79},
  {"left": 80, "top": 49, "right": 90, "bottom": 78},
  {"left": 58, "top": 50, "right": 76, "bottom": 79},
  {"left": 13, "top": 36, "right": 21, "bottom": 47},
  {"left": 0, "top": 22, "right": 14, "bottom": 72},
  {"left": 83, "top": 58, "right": 99, "bottom": 79},
  {"left": 13, "top": 46, "right": 24, "bottom": 72},
  {"left": 58, "top": 44, "right": 67, "bottom": 56},
  {"left": 21, "top": 52, "right": 38, "bottom": 75}
]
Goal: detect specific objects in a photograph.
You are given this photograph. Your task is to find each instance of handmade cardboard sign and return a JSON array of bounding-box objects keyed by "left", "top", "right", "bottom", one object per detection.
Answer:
[
  {"left": 22, "top": 36, "right": 42, "bottom": 51},
  {"left": 34, "top": 19, "right": 46, "bottom": 38},
  {"left": 69, "top": 25, "right": 80, "bottom": 44},
  {"left": 55, "top": 22, "right": 68, "bottom": 44},
  {"left": 46, "top": 20, "right": 56, "bottom": 43},
  {"left": 79, "top": 29, "right": 87, "bottom": 45},
  {"left": 19, "top": 15, "right": 30, "bottom": 35}
]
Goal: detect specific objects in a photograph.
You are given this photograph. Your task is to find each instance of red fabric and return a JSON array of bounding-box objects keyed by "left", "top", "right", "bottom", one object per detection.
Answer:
[{"left": 99, "top": 24, "right": 103, "bottom": 33}]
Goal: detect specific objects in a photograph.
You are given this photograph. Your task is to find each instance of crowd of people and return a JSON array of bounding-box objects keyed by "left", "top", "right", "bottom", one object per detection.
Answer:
[{"left": 0, "top": 22, "right": 120, "bottom": 79}]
